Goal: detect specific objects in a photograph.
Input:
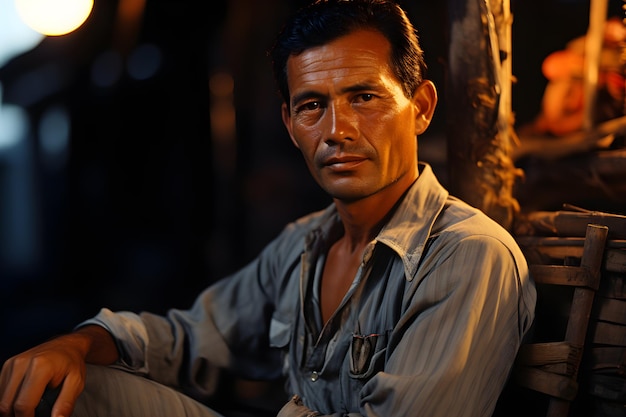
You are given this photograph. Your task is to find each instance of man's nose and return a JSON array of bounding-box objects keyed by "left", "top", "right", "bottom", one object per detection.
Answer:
[{"left": 323, "top": 102, "right": 357, "bottom": 145}]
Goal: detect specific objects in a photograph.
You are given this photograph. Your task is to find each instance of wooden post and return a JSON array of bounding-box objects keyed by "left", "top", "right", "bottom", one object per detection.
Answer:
[
  {"left": 583, "top": 0, "right": 609, "bottom": 130},
  {"left": 445, "top": 0, "right": 521, "bottom": 230}
]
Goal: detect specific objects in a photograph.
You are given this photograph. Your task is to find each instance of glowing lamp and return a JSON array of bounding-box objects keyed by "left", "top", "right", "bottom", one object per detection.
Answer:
[{"left": 15, "top": 0, "right": 94, "bottom": 36}]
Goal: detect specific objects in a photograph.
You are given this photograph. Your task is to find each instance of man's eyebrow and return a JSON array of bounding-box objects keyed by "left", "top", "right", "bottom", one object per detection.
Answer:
[
  {"left": 341, "top": 82, "right": 378, "bottom": 94},
  {"left": 291, "top": 90, "right": 326, "bottom": 107}
]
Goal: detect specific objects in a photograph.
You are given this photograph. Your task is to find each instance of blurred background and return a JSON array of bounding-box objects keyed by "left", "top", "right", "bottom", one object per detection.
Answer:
[{"left": 0, "top": 0, "right": 623, "bottom": 362}]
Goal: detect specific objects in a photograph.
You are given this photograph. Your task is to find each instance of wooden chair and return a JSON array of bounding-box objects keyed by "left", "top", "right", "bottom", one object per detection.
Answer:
[
  {"left": 585, "top": 238, "right": 626, "bottom": 417},
  {"left": 514, "top": 223, "right": 609, "bottom": 417}
]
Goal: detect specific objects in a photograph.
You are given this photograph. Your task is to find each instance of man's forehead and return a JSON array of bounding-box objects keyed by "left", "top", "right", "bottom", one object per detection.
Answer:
[
  {"left": 285, "top": 29, "right": 393, "bottom": 86},
  {"left": 291, "top": 29, "right": 391, "bottom": 63}
]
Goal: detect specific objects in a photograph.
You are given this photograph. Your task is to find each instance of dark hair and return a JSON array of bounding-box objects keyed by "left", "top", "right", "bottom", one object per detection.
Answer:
[{"left": 269, "top": 0, "right": 426, "bottom": 106}]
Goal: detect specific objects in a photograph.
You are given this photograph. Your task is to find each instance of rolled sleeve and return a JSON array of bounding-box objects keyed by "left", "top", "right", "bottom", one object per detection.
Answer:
[{"left": 79, "top": 308, "right": 150, "bottom": 373}]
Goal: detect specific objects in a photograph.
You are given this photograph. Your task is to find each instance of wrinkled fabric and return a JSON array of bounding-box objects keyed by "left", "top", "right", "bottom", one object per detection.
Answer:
[{"left": 83, "top": 163, "right": 536, "bottom": 417}]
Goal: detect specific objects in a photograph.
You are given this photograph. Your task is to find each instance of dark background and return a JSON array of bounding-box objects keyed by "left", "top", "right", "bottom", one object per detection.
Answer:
[{"left": 0, "top": 0, "right": 623, "bottom": 362}]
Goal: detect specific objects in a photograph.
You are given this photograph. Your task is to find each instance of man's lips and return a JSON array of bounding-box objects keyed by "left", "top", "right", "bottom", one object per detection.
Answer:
[{"left": 322, "top": 155, "right": 368, "bottom": 170}]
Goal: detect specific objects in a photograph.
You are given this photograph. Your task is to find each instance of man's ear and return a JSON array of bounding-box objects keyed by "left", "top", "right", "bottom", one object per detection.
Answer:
[
  {"left": 281, "top": 102, "right": 300, "bottom": 149},
  {"left": 412, "top": 80, "right": 438, "bottom": 136}
]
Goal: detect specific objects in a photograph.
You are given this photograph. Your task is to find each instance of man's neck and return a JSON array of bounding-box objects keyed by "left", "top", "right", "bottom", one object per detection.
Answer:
[{"left": 333, "top": 177, "right": 416, "bottom": 251}]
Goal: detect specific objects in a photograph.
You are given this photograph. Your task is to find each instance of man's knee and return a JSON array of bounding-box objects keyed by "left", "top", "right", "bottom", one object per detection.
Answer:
[{"left": 72, "top": 365, "right": 221, "bottom": 417}]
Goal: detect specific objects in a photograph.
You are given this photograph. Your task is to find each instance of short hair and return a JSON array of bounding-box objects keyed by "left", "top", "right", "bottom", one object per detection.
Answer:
[{"left": 269, "top": 0, "right": 427, "bottom": 106}]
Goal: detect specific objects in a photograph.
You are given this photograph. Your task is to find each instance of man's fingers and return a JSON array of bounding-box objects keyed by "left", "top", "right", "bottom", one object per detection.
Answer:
[
  {"left": 12, "top": 361, "right": 52, "bottom": 417},
  {"left": 0, "top": 357, "right": 28, "bottom": 416},
  {"left": 51, "top": 373, "right": 84, "bottom": 417}
]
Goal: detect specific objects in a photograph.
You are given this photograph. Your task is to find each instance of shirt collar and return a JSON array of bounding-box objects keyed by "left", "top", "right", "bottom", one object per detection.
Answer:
[
  {"left": 375, "top": 163, "right": 449, "bottom": 281},
  {"left": 307, "top": 163, "right": 449, "bottom": 281}
]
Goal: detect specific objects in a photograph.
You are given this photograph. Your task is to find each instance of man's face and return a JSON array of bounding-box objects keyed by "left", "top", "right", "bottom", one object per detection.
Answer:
[{"left": 281, "top": 29, "right": 436, "bottom": 203}]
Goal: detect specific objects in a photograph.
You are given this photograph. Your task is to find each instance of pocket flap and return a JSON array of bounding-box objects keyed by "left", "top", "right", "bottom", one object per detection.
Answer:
[{"left": 269, "top": 316, "right": 291, "bottom": 348}]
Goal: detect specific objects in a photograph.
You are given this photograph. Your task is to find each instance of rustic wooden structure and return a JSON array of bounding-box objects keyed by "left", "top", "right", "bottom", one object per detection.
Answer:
[
  {"left": 515, "top": 223, "right": 608, "bottom": 417},
  {"left": 446, "top": 0, "right": 521, "bottom": 230},
  {"left": 509, "top": 209, "right": 626, "bottom": 417},
  {"left": 446, "top": 0, "right": 626, "bottom": 227}
]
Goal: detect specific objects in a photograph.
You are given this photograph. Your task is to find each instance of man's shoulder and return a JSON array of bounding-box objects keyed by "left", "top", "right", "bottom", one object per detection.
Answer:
[
  {"left": 269, "top": 204, "right": 335, "bottom": 248},
  {"left": 286, "top": 204, "right": 334, "bottom": 233},
  {"left": 436, "top": 196, "right": 519, "bottom": 250}
]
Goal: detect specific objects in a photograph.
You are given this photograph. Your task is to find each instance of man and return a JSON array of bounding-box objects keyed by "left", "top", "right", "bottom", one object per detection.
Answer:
[{"left": 0, "top": 1, "right": 536, "bottom": 416}]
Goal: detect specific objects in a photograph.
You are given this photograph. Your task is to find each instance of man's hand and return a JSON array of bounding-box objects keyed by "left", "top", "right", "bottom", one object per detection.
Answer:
[{"left": 0, "top": 325, "right": 118, "bottom": 417}]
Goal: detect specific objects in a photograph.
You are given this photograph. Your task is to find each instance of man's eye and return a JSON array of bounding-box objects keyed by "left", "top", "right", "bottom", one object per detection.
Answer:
[
  {"left": 358, "top": 93, "right": 374, "bottom": 102},
  {"left": 296, "top": 101, "right": 321, "bottom": 113}
]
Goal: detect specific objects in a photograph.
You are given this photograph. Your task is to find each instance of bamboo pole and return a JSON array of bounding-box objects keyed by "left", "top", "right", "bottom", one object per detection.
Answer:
[{"left": 583, "top": 0, "right": 609, "bottom": 130}]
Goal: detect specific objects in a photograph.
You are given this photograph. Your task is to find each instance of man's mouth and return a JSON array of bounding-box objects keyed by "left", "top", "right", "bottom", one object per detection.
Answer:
[{"left": 323, "top": 155, "right": 367, "bottom": 170}]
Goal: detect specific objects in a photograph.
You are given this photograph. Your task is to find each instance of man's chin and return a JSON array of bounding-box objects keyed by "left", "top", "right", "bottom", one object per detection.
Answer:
[{"left": 324, "top": 185, "right": 374, "bottom": 203}]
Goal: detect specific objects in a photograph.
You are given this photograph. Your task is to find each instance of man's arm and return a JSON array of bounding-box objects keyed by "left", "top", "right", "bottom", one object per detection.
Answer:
[
  {"left": 356, "top": 235, "right": 533, "bottom": 417},
  {"left": 0, "top": 325, "right": 119, "bottom": 417}
]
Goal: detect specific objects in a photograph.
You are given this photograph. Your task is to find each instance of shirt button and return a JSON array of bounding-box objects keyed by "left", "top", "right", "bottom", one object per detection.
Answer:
[{"left": 310, "top": 371, "right": 319, "bottom": 382}]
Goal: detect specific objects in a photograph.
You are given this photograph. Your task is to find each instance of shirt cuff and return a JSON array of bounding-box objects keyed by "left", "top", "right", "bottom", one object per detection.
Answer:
[{"left": 77, "top": 307, "right": 149, "bottom": 374}]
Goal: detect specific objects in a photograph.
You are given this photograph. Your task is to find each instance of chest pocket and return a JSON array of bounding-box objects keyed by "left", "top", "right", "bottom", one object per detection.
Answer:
[{"left": 348, "top": 330, "right": 389, "bottom": 380}]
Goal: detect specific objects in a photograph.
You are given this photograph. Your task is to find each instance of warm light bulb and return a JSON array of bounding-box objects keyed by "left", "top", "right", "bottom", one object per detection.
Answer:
[{"left": 14, "top": 0, "right": 94, "bottom": 36}]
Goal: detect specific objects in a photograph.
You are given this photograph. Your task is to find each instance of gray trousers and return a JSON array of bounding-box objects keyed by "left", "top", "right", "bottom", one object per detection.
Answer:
[{"left": 70, "top": 365, "right": 224, "bottom": 417}]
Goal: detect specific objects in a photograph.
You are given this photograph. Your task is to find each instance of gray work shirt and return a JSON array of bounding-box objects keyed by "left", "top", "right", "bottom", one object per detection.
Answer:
[{"left": 85, "top": 163, "right": 536, "bottom": 417}]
